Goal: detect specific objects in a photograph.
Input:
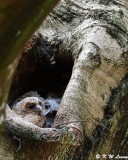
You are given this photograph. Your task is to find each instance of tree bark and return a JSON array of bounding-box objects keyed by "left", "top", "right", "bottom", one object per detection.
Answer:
[{"left": 1, "top": 0, "right": 128, "bottom": 159}]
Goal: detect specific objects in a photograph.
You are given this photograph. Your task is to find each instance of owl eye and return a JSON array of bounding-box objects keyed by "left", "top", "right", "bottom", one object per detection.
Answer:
[
  {"left": 45, "top": 104, "right": 50, "bottom": 109},
  {"left": 28, "top": 103, "right": 35, "bottom": 109}
]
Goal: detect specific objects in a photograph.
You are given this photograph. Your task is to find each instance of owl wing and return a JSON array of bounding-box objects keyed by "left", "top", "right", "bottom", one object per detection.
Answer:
[{"left": 24, "top": 114, "right": 46, "bottom": 128}]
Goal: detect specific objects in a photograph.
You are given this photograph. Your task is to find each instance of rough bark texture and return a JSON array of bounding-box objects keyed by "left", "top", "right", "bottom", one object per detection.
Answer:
[
  {"left": 1, "top": 0, "right": 128, "bottom": 159},
  {"left": 0, "top": 0, "right": 59, "bottom": 130}
]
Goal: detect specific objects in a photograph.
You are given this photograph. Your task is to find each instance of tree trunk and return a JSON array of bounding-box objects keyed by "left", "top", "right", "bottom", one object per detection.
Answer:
[{"left": 1, "top": 0, "right": 128, "bottom": 159}]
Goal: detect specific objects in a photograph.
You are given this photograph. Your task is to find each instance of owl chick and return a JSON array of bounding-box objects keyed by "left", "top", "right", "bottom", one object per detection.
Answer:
[
  {"left": 12, "top": 93, "right": 50, "bottom": 128},
  {"left": 43, "top": 97, "right": 61, "bottom": 115},
  {"left": 42, "top": 96, "right": 61, "bottom": 127}
]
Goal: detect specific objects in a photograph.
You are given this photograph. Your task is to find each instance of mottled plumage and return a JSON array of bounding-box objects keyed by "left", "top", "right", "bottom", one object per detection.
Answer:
[
  {"left": 12, "top": 94, "right": 47, "bottom": 128},
  {"left": 12, "top": 91, "right": 61, "bottom": 128}
]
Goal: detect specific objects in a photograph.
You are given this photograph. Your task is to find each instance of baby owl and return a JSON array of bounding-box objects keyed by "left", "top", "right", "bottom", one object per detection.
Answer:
[{"left": 12, "top": 92, "right": 50, "bottom": 128}]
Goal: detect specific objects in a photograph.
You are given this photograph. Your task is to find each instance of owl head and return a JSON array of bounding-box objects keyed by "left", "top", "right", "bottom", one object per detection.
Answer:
[
  {"left": 12, "top": 97, "right": 50, "bottom": 116},
  {"left": 41, "top": 101, "right": 51, "bottom": 116},
  {"left": 41, "top": 97, "right": 61, "bottom": 116}
]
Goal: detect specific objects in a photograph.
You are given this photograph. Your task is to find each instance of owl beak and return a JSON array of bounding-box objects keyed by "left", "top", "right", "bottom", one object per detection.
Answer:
[
  {"left": 42, "top": 108, "right": 51, "bottom": 116},
  {"left": 36, "top": 105, "right": 43, "bottom": 114},
  {"left": 36, "top": 105, "right": 51, "bottom": 116}
]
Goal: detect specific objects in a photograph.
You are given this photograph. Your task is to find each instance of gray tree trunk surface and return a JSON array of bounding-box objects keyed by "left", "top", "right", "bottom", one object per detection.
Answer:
[{"left": 0, "top": 0, "right": 128, "bottom": 160}]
